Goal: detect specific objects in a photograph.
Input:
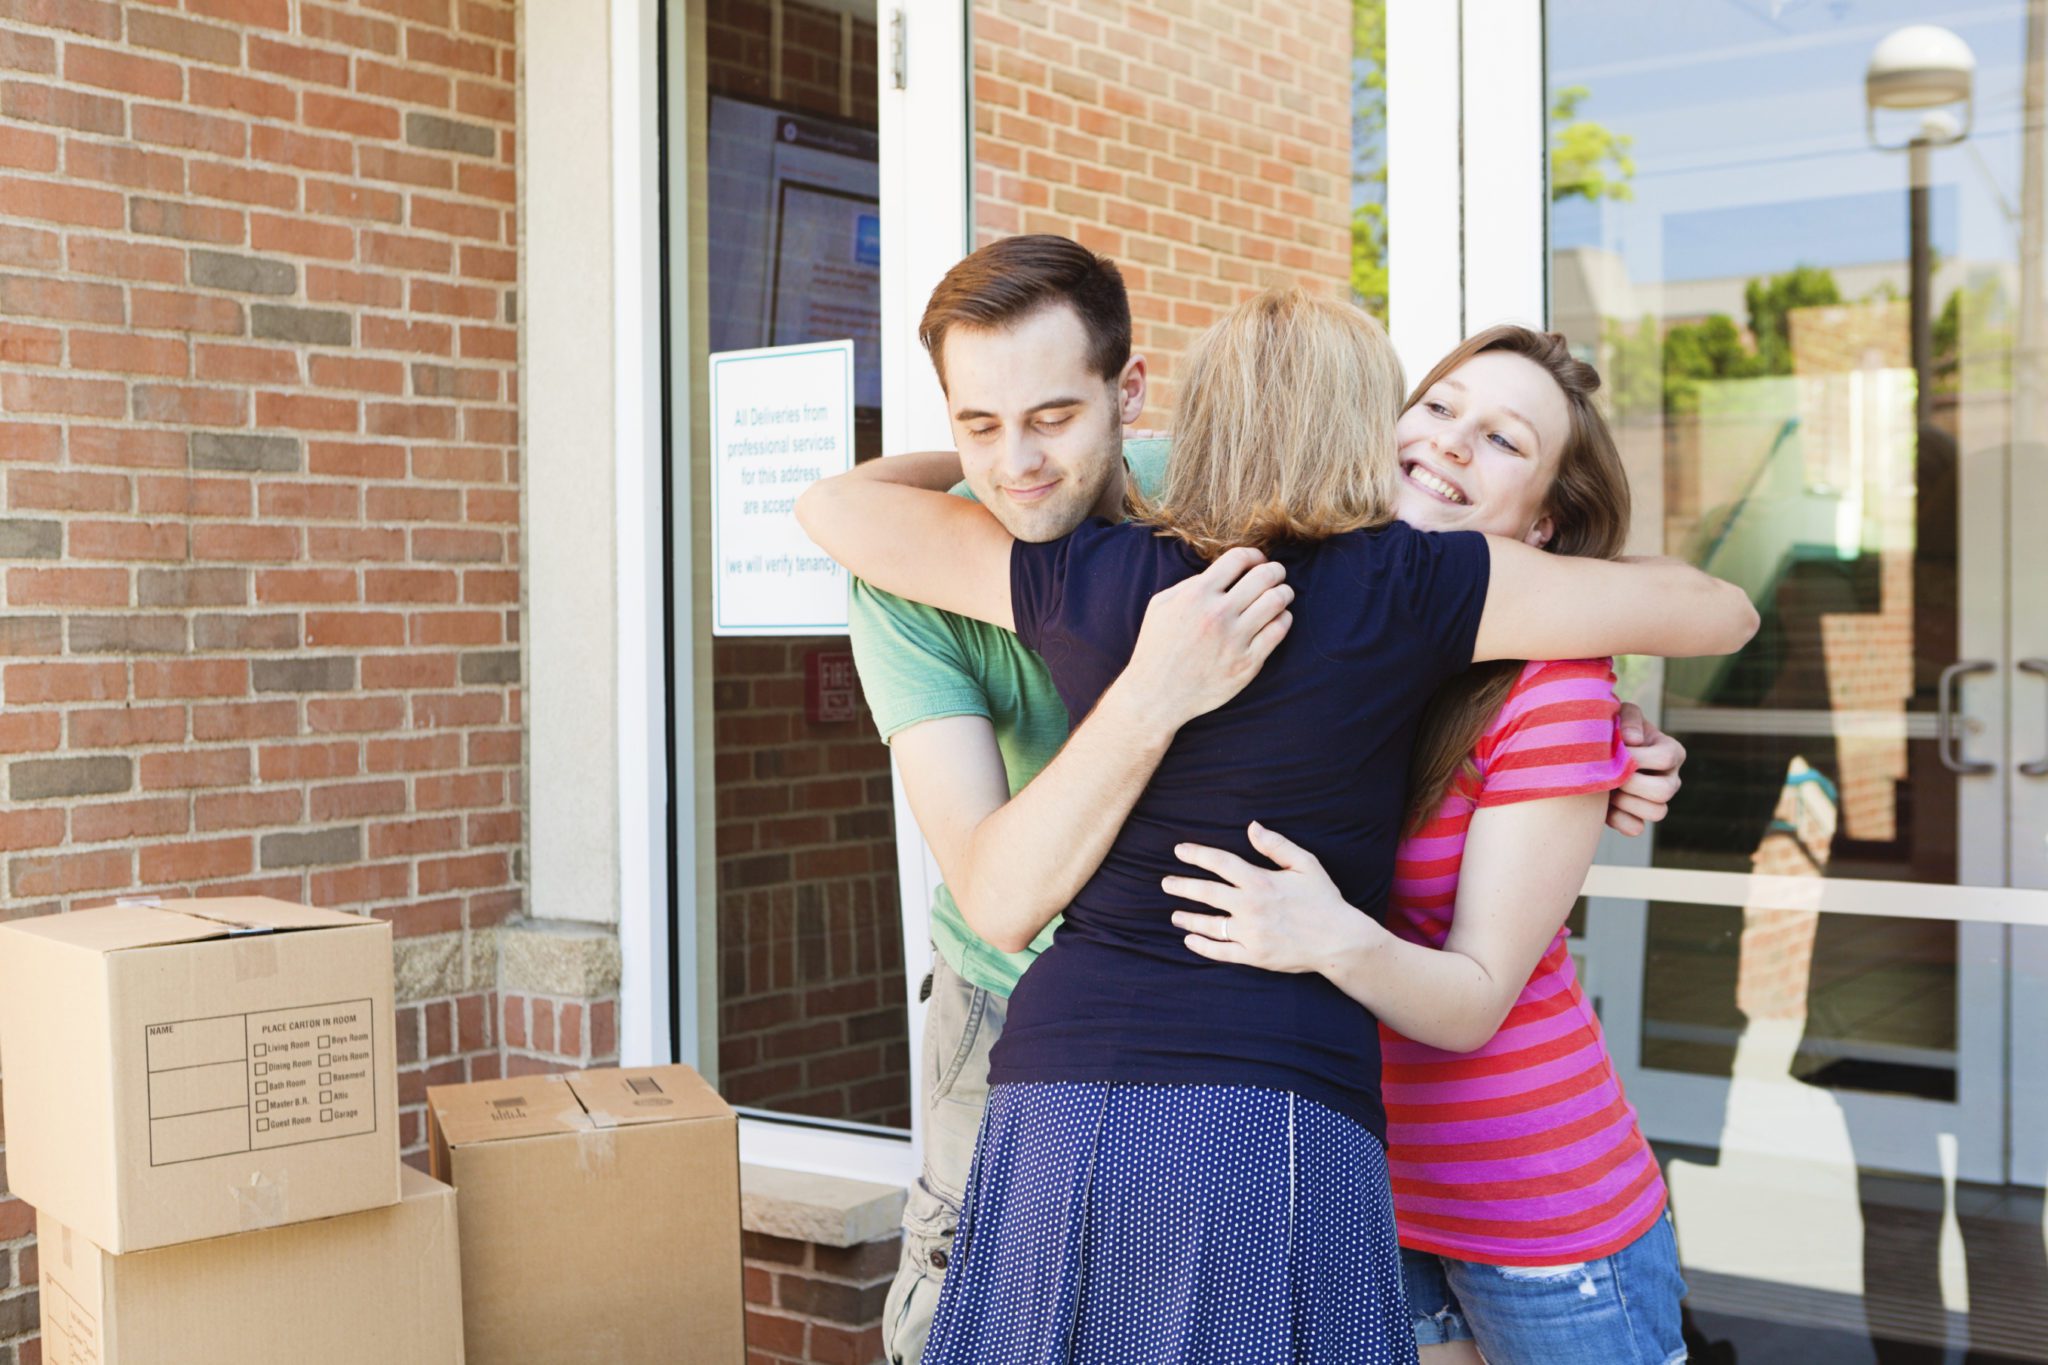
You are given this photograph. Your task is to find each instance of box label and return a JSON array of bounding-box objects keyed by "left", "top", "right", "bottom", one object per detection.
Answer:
[
  {"left": 145, "top": 999, "right": 378, "bottom": 1166},
  {"left": 42, "top": 1273, "right": 102, "bottom": 1365}
]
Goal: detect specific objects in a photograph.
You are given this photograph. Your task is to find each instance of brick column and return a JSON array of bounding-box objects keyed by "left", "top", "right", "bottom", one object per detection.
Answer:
[
  {"left": 739, "top": 1166, "right": 906, "bottom": 1364},
  {"left": 743, "top": 1231, "right": 898, "bottom": 1365}
]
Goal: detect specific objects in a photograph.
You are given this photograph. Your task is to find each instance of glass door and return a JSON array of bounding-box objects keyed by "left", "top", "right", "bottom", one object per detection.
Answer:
[
  {"left": 1423, "top": 0, "right": 2048, "bottom": 1354},
  {"left": 665, "top": 0, "right": 965, "bottom": 1183}
]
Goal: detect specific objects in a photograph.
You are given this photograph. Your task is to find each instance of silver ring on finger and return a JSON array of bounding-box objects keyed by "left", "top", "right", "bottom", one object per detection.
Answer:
[{"left": 1218, "top": 919, "right": 1230, "bottom": 942}]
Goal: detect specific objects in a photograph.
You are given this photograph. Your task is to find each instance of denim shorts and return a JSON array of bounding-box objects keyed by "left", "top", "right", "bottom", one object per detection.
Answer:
[{"left": 1403, "top": 1212, "right": 1688, "bottom": 1365}]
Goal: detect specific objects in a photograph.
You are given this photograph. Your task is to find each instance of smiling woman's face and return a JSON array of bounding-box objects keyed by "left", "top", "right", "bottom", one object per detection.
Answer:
[{"left": 1393, "top": 349, "right": 1572, "bottom": 547}]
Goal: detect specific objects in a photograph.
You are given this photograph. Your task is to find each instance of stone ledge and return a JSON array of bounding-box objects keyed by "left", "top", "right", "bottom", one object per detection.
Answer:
[
  {"left": 496, "top": 918, "right": 621, "bottom": 997},
  {"left": 392, "top": 927, "right": 496, "bottom": 1004},
  {"left": 740, "top": 1163, "right": 906, "bottom": 1249}
]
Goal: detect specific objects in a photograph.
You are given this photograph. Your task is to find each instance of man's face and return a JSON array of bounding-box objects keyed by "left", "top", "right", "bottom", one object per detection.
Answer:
[{"left": 939, "top": 304, "right": 1144, "bottom": 543}]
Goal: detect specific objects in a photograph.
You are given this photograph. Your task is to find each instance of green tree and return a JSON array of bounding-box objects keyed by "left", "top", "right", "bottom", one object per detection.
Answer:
[
  {"left": 1935, "top": 274, "right": 2015, "bottom": 394},
  {"left": 1351, "top": 202, "right": 1388, "bottom": 320},
  {"left": 1661, "top": 314, "right": 1755, "bottom": 413},
  {"left": 1549, "top": 86, "right": 1635, "bottom": 204},
  {"left": 1744, "top": 265, "right": 1841, "bottom": 375},
  {"left": 1602, "top": 313, "right": 1664, "bottom": 417},
  {"left": 1651, "top": 266, "right": 1847, "bottom": 413},
  {"left": 1351, "top": 0, "right": 1388, "bottom": 320}
]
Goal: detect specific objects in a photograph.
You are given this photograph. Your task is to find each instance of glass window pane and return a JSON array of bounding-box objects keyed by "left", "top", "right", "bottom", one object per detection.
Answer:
[
  {"left": 1547, "top": 2, "right": 2046, "bottom": 1355},
  {"left": 691, "top": 0, "right": 907, "bottom": 1130}
]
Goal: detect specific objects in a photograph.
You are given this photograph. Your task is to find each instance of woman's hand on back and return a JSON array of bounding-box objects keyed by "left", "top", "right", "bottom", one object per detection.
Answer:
[
  {"left": 1165, "top": 822, "right": 1380, "bottom": 974},
  {"left": 1118, "top": 547, "right": 1294, "bottom": 731}
]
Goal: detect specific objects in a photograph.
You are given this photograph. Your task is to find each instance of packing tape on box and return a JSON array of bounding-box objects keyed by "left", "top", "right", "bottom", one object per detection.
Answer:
[
  {"left": 574, "top": 1125, "right": 618, "bottom": 1180},
  {"left": 234, "top": 1168, "right": 288, "bottom": 1230}
]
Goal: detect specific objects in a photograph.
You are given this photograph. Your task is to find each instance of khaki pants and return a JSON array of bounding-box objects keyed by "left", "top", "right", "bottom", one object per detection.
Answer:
[{"left": 881, "top": 954, "right": 1005, "bottom": 1365}]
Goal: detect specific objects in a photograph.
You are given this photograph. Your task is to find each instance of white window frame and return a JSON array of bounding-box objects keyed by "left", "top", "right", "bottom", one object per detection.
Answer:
[
  {"left": 622, "top": 0, "right": 678, "bottom": 1077},
  {"left": 875, "top": 0, "right": 973, "bottom": 1186}
]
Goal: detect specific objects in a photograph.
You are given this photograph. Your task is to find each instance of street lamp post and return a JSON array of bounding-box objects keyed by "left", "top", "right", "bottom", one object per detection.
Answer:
[{"left": 1866, "top": 25, "right": 1976, "bottom": 431}]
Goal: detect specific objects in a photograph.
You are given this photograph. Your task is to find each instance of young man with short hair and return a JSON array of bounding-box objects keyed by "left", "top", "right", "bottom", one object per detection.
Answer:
[{"left": 844, "top": 235, "right": 1686, "bottom": 1363}]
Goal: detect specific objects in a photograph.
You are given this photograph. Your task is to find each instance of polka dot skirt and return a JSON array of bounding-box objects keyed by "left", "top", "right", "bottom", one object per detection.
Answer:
[{"left": 923, "top": 1081, "right": 1418, "bottom": 1365}]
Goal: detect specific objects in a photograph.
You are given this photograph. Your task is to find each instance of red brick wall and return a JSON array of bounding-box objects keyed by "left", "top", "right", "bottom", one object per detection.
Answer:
[
  {"left": 398, "top": 984, "right": 500, "bottom": 1155},
  {"left": 500, "top": 988, "right": 621, "bottom": 1077},
  {"left": 0, "top": 1, "right": 520, "bottom": 1358},
  {"left": 744, "top": 1229, "right": 898, "bottom": 1365},
  {"left": 706, "top": 0, "right": 880, "bottom": 126},
  {"left": 0, "top": 3, "right": 522, "bottom": 930},
  {"left": 714, "top": 637, "right": 906, "bottom": 1129},
  {"left": 0, "top": 1114, "right": 28, "bottom": 1361},
  {"left": 972, "top": 0, "right": 1354, "bottom": 419}
]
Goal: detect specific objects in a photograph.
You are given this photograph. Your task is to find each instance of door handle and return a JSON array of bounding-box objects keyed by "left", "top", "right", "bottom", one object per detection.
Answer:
[
  {"left": 2022, "top": 658, "right": 2048, "bottom": 777},
  {"left": 1937, "top": 660, "right": 1994, "bottom": 775}
]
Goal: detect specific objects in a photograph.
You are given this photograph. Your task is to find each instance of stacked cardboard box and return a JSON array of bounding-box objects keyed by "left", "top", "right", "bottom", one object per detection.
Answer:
[
  {"left": 38, "top": 1166, "right": 463, "bottom": 1365},
  {"left": 0, "top": 897, "right": 461, "bottom": 1364},
  {"left": 426, "top": 1066, "right": 746, "bottom": 1363},
  {"left": 1, "top": 898, "right": 749, "bottom": 1362}
]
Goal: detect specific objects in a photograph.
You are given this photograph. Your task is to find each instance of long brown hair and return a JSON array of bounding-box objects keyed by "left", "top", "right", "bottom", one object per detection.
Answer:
[
  {"left": 1132, "top": 288, "right": 1405, "bottom": 557},
  {"left": 1404, "top": 327, "right": 1633, "bottom": 830}
]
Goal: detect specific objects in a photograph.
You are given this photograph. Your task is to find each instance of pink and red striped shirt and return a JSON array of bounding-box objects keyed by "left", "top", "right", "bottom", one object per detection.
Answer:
[{"left": 1381, "top": 657, "right": 1667, "bottom": 1266}]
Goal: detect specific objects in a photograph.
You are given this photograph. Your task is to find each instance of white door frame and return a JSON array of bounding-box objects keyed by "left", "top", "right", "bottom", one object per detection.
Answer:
[
  {"left": 1404, "top": 0, "right": 2035, "bottom": 1185},
  {"left": 655, "top": 0, "right": 965, "bottom": 1186},
  {"left": 878, "top": 0, "right": 972, "bottom": 1179}
]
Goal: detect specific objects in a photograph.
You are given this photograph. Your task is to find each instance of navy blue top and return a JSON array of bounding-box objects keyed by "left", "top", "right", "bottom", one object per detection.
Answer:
[{"left": 991, "top": 517, "right": 1492, "bottom": 1141}]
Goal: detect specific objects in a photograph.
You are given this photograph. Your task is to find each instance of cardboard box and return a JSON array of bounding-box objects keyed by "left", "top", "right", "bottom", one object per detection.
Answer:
[
  {"left": 0, "top": 897, "right": 400, "bottom": 1252},
  {"left": 428, "top": 1065, "right": 744, "bottom": 1364},
  {"left": 38, "top": 1164, "right": 463, "bottom": 1365}
]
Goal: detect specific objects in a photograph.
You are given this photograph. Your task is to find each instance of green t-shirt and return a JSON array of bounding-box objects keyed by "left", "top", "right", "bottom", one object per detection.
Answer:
[{"left": 845, "top": 438, "right": 1171, "bottom": 997}]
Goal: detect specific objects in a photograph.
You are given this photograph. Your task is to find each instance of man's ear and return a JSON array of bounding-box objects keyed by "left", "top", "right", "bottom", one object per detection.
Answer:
[
  {"left": 1524, "top": 513, "right": 1555, "bottom": 549},
  {"left": 1116, "top": 354, "right": 1148, "bottom": 426}
]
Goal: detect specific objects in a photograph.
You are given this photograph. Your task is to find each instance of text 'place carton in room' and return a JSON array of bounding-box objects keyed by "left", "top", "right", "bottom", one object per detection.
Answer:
[
  {"left": 428, "top": 1065, "right": 744, "bottom": 1364},
  {"left": 0, "top": 897, "right": 400, "bottom": 1253}
]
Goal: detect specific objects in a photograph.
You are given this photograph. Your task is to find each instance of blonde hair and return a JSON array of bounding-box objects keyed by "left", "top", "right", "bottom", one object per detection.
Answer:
[{"left": 1133, "top": 289, "right": 1406, "bottom": 557}]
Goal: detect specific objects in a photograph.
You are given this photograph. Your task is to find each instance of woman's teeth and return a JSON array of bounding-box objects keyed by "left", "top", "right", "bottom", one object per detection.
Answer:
[{"left": 1409, "top": 467, "right": 1466, "bottom": 504}]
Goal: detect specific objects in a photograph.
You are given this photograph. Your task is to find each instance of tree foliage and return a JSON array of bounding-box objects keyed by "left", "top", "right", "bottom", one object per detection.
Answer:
[
  {"left": 1649, "top": 266, "right": 1847, "bottom": 413},
  {"left": 1743, "top": 265, "right": 1841, "bottom": 375},
  {"left": 1549, "top": 86, "right": 1635, "bottom": 204},
  {"left": 1351, "top": 0, "right": 1388, "bottom": 320},
  {"left": 1602, "top": 314, "right": 1665, "bottom": 418}
]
